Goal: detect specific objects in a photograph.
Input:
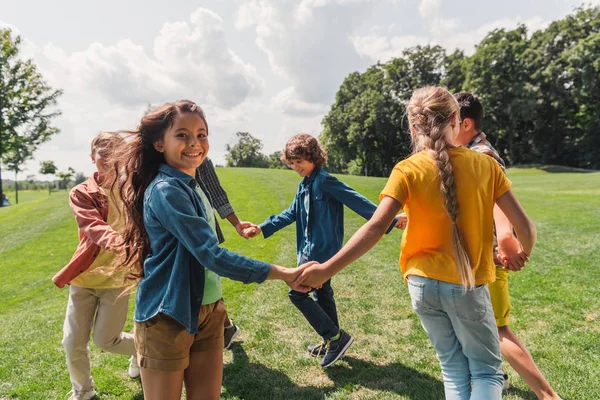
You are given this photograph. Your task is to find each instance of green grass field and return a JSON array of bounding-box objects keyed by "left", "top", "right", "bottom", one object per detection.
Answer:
[{"left": 0, "top": 167, "right": 599, "bottom": 399}]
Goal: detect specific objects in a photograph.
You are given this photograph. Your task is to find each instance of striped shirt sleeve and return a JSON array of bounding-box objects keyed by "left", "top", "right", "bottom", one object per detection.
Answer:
[{"left": 197, "top": 158, "right": 235, "bottom": 219}]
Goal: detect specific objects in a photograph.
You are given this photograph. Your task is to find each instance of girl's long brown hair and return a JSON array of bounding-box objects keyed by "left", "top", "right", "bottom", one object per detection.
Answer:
[
  {"left": 406, "top": 86, "right": 474, "bottom": 290},
  {"left": 110, "top": 100, "right": 207, "bottom": 279}
]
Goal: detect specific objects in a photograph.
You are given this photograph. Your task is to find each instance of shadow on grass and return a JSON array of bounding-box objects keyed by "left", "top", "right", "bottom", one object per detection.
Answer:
[
  {"left": 325, "top": 356, "right": 445, "bottom": 400},
  {"left": 222, "top": 345, "right": 323, "bottom": 400},
  {"left": 222, "top": 346, "right": 445, "bottom": 400},
  {"left": 505, "top": 386, "right": 538, "bottom": 400}
]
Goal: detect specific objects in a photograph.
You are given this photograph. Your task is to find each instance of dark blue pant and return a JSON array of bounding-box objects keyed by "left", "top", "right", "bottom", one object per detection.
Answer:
[{"left": 288, "top": 279, "right": 339, "bottom": 341}]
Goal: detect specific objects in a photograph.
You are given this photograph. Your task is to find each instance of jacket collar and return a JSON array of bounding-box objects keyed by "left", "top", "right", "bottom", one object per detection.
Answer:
[{"left": 159, "top": 163, "right": 197, "bottom": 187}]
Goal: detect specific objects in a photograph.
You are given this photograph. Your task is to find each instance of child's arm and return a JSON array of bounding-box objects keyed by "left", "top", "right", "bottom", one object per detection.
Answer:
[
  {"left": 320, "top": 175, "right": 397, "bottom": 233},
  {"left": 494, "top": 204, "right": 528, "bottom": 271},
  {"left": 69, "top": 187, "right": 121, "bottom": 251},
  {"left": 198, "top": 158, "right": 258, "bottom": 238},
  {"left": 253, "top": 197, "right": 298, "bottom": 239},
  {"left": 149, "top": 181, "right": 295, "bottom": 285},
  {"left": 495, "top": 190, "right": 536, "bottom": 258},
  {"left": 296, "top": 196, "right": 402, "bottom": 288},
  {"left": 52, "top": 188, "right": 122, "bottom": 288}
]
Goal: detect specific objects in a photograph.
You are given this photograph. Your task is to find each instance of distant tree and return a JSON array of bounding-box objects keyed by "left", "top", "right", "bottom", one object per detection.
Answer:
[
  {"left": 267, "top": 151, "right": 286, "bottom": 169},
  {"left": 74, "top": 172, "right": 87, "bottom": 185},
  {"left": 225, "top": 132, "right": 269, "bottom": 168},
  {"left": 56, "top": 167, "right": 75, "bottom": 190},
  {"left": 3, "top": 136, "right": 34, "bottom": 204},
  {"left": 39, "top": 160, "right": 58, "bottom": 195},
  {"left": 0, "top": 28, "right": 62, "bottom": 206}
]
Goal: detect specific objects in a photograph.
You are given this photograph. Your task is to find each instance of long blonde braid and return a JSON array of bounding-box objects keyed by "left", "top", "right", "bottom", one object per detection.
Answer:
[{"left": 407, "top": 86, "right": 474, "bottom": 290}]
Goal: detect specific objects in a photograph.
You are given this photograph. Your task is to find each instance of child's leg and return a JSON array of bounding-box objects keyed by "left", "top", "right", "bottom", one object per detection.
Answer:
[
  {"left": 289, "top": 288, "right": 339, "bottom": 341},
  {"left": 407, "top": 276, "right": 471, "bottom": 399},
  {"left": 61, "top": 285, "right": 99, "bottom": 392},
  {"left": 442, "top": 281, "right": 503, "bottom": 399},
  {"left": 490, "top": 268, "right": 559, "bottom": 399},
  {"left": 91, "top": 288, "right": 135, "bottom": 356},
  {"left": 184, "top": 350, "right": 223, "bottom": 400},
  {"left": 185, "top": 300, "right": 227, "bottom": 400},
  {"left": 314, "top": 279, "right": 339, "bottom": 329},
  {"left": 499, "top": 326, "right": 560, "bottom": 399},
  {"left": 139, "top": 368, "right": 184, "bottom": 400}
]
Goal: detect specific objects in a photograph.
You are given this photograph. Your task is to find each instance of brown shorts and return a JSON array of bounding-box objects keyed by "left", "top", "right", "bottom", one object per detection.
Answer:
[{"left": 134, "top": 299, "right": 226, "bottom": 371}]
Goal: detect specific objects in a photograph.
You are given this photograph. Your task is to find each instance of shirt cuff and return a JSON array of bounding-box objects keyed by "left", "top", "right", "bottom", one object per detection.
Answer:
[
  {"left": 247, "top": 260, "right": 271, "bottom": 283},
  {"left": 259, "top": 222, "right": 275, "bottom": 239},
  {"left": 216, "top": 203, "right": 235, "bottom": 219}
]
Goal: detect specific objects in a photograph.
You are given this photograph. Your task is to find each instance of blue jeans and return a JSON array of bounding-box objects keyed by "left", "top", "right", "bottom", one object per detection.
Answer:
[
  {"left": 288, "top": 278, "right": 340, "bottom": 341},
  {"left": 407, "top": 275, "right": 503, "bottom": 400}
]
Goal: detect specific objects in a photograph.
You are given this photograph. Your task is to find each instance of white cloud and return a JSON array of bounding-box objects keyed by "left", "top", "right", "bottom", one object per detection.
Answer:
[
  {"left": 272, "top": 87, "right": 330, "bottom": 116},
  {"left": 352, "top": 0, "right": 551, "bottom": 64},
  {"left": 353, "top": 34, "right": 427, "bottom": 62},
  {"left": 236, "top": 0, "right": 373, "bottom": 106},
  {"left": 1, "top": 9, "right": 266, "bottom": 178},
  {"left": 41, "top": 8, "right": 262, "bottom": 109}
]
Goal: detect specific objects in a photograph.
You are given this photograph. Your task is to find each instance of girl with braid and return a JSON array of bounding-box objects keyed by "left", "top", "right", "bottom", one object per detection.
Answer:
[{"left": 296, "top": 86, "right": 537, "bottom": 399}]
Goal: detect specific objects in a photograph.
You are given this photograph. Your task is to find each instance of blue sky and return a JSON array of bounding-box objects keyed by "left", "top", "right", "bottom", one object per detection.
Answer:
[{"left": 1, "top": 0, "right": 594, "bottom": 177}]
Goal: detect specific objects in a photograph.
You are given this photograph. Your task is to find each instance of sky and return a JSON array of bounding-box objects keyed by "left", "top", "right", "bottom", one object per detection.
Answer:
[{"left": 0, "top": 0, "right": 595, "bottom": 179}]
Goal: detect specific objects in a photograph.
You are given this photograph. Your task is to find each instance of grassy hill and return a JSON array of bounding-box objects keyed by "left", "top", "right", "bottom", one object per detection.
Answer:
[{"left": 0, "top": 167, "right": 598, "bottom": 399}]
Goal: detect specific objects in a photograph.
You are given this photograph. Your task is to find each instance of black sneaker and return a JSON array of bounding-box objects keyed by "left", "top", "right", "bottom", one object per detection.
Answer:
[
  {"left": 320, "top": 330, "right": 354, "bottom": 368},
  {"left": 224, "top": 324, "right": 241, "bottom": 350},
  {"left": 307, "top": 342, "right": 326, "bottom": 357}
]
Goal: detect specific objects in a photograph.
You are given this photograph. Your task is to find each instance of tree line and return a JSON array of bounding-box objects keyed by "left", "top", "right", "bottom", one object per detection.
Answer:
[
  {"left": 2, "top": 6, "right": 598, "bottom": 206},
  {"left": 321, "top": 5, "right": 600, "bottom": 176}
]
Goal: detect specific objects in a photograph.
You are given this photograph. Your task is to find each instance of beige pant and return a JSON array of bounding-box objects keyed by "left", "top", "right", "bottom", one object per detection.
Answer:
[{"left": 62, "top": 285, "right": 135, "bottom": 391}]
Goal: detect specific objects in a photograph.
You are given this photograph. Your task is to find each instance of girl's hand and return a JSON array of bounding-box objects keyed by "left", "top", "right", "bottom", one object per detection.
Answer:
[
  {"left": 242, "top": 225, "right": 261, "bottom": 238},
  {"left": 268, "top": 263, "right": 316, "bottom": 292},
  {"left": 394, "top": 212, "right": 408, "bottom": 229},
  {"left": 294, "top": 263, "right": 332, "bottom": 289},
  {"left": 497, "top": 236, "right": 529, "bottom": 271},
  {"left": 236, "top": 221, "right": 259, "bottom": 239}
]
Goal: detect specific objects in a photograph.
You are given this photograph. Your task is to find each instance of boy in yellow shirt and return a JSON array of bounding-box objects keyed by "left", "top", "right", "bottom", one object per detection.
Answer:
[{"left": 453, "top": 92, "right": 560, "bottom": 400}]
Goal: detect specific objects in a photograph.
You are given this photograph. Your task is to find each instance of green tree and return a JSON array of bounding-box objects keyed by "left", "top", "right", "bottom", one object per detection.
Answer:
[
  {"left": 74, "top": 171, "right": 87, "bottom": 185},
  {"left": 267, "top": 151, "right": 286, "bottom": 169},
  {"left": 464, "top": 25, "right": 536, "bottom": 165},
  {"left": 0, "top": 28, "right": 62, "bottom": 206},
  {"left": 525, "top": 6, "right": 600, "bottom": 168},
  {"left": 3, "top": 135, "right": 34, "bottom": 204},
  {"left": 39, "top": 160, "right": 57, "bottom": 195},
  {"left": 225, "top": 132, "right": 269, "bottom": 168},
  {"left": 56, "top": 167, "right": 75, "bottom": 190},
  {"left": 441, "top": 49, "right": 467, "bottom": 93},
  {"left": 322, "top": 46, "right": 445, "bottom": 176}
]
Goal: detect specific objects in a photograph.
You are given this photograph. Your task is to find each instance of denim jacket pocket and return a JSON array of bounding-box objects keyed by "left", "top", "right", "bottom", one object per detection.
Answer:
[
  {"left": 452, "top": 284, "right": 490, "bottom": 322},
  {"left": 407, "top": 278, "right": 426, "bottom": 313}
]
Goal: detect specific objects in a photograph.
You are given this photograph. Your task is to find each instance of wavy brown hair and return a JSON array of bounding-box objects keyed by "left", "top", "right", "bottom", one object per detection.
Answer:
[
  {"left": 281, "top": 133, "right": 327, "bottom": 167},
  {"left": 109, "top": 100, "right": 208, "bottom": 279},
  {"left": 406, "top": 86, "right": 474, "bottom": 290}
]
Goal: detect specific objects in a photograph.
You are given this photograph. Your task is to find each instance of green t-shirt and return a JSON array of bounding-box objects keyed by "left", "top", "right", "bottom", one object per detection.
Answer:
[{"left": 195, "top": 185, "right": 223, "bottom": 305}]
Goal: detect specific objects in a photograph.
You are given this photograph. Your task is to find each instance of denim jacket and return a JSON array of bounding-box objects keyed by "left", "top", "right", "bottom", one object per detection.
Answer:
[
  {"left": 135, "top": 164, "right": 271, "bottom": 334},
  {"left": 259, "top": 167, "right": 396, "bottom": 264}
]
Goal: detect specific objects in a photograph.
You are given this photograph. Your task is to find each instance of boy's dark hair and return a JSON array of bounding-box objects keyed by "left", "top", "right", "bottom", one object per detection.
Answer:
[
  {"left": 454, "top": 92, "right": 484, "bottom": 131},
  {"left": 281, "top": 133, "right": 327, "bottom": 167}
]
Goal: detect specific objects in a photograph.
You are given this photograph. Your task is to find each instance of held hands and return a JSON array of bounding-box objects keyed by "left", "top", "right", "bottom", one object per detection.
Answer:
[
  {"left": 241, "top": 224, "right": 261, "bottom": 239},
  {"left": 497, "top": 236, "right": 529, "bottom": 271},
  {"left": 293, "top": 262, "right": 331, "bottom": 289},
  {"left": 235, "top": 222, "right": 261, "bottom": 239},
  {"left": 276, "top": 262, "right": 319, "bottom": 292},
  {"left": 394, "top": 212, "right": 408, "bottom": 230}
]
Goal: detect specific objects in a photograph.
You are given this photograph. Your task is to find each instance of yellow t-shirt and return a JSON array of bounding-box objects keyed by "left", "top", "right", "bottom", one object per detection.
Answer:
[
  {"left": 71, "top": 188, "right": 127, "bottom": 289},
  {"left": 381, "top": 147, "right": 511, "bottom": 285}
]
